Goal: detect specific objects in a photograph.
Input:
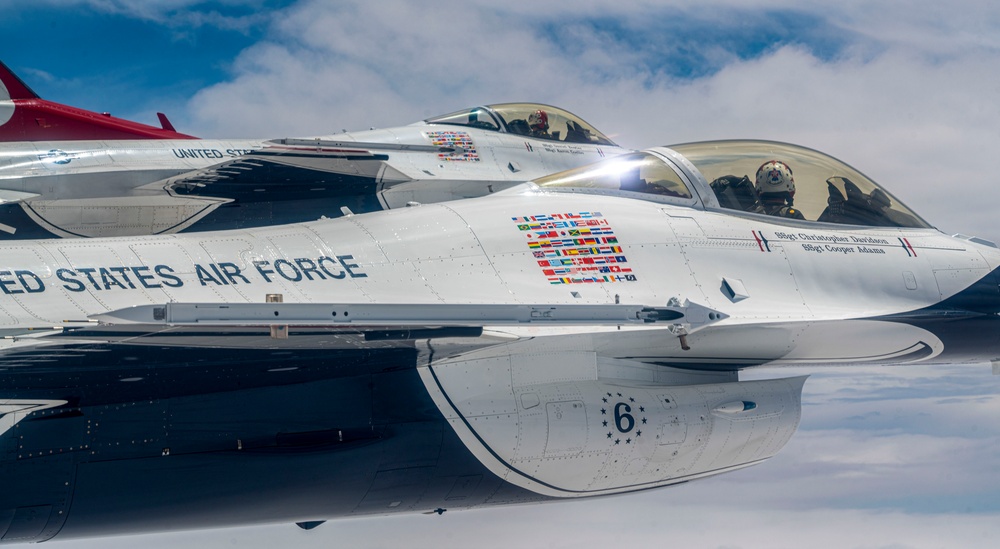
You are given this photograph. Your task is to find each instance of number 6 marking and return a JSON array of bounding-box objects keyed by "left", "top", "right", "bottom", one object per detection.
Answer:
[{"left": 614, "top": 402, "right": 634, "bottom": 433}]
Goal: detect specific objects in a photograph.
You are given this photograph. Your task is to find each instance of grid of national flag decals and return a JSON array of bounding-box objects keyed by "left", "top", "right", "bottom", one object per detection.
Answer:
[
  {"left": 514, "top": 212, "right": 636, "bottom": 284},
  {"left": 426, "top": 131, "right": 480, "bottom": 161}
]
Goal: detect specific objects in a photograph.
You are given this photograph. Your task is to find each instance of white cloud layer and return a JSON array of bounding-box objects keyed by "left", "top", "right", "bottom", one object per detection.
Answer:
[
  {"left": 179, "top": 0, "right": 1000, "bottom": 241},
  {"left": 60, "top": 504, "right": 1000, "bottom": 549}
]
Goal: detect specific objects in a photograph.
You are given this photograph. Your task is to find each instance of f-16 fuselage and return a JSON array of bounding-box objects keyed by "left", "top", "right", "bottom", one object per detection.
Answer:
[
  {"left": 0, "top": 103, "right": 627, "bottom": 239},
  {"left": 2, "top": 141, "right": 999, "bottom": 543}
]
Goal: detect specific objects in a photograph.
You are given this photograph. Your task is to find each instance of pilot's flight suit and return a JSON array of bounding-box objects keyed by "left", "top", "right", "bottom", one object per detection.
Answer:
[{"left": 761, "top": 200, "right": 805, "bottom": 220}]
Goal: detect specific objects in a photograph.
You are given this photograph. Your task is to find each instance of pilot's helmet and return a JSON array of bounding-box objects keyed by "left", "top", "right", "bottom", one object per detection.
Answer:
[
  {"left": 528, "top": 110, "right": 549, "bottom": 133},
  {"left": 755, "top": 160, "right": 795, "bottom": 195}
]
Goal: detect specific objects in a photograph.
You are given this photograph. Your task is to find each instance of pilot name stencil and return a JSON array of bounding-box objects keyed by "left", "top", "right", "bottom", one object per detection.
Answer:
[
  {"left": 800, "top": 244, "right": 887, "bottom": 255},
  {"left": 772, "top": 231, "right": 891, "bottom": 245},
  {"left": 540, "top": 143, "right": 585, "bottom": 155},
  {"left": 0, "top": 255, "right": 366, "bottom": 295},
  {"left": 766, "top": 231, "right": 907, "bottom": 257}
]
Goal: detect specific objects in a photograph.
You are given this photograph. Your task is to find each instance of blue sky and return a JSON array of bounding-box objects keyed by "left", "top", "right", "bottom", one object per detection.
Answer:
[
  {"left": 2, "top": 2, "right": 881, "bottom": 133},
  {"left": 4, "top": 3, "right": 840, "bottom": 91},
  {"left": 1, "top": 1, "right": 293, "bottom": 124},
  {"left": 4, "top": 1, "right": 1000, "bottom": 547}
]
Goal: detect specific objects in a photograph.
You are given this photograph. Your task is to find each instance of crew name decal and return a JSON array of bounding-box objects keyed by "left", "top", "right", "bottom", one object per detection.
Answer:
[
  {"left": 513, "top": 212, "right": 636, "bottom": 284},
  {"left": 769, "top": 231, "right": 913, "bottom": 257}
]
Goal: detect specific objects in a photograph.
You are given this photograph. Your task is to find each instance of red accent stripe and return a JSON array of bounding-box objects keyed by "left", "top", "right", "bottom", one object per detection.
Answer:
[
  {"left": 269, "top": 146, "right": 369, "bottom": 154},
  {"left": 752, "top": 230, "right": 764, "bottom": 252},
  {"left": 903, "top": 238, "right": 917, "bottom": 257}
]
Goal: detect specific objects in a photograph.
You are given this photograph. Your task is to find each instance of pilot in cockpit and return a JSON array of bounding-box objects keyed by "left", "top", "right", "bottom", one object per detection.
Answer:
[
  {"left": 755, "top": 160, "right": 805, "bottom": 220},
  {"left": 528, "top": 110, "right": 551, "bottom": 139}
]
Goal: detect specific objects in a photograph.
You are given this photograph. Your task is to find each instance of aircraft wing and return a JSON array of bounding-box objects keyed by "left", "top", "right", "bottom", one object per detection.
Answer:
[
  {"left": 0, "top": 189, "right": 40, "bottom": 205},
  {"left": 143, "top": 139, "right": 467, "bottom": 198}
]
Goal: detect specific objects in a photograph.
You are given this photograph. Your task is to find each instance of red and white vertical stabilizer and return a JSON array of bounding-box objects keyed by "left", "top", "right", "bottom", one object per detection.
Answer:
[{"left": 0, "top": 60, "right": 196, "bottom": 141}]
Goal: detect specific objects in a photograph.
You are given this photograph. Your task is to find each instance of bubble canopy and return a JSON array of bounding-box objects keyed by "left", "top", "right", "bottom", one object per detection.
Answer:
[
  {"left": 425, "top": 103, "right": 617, "bottom": 146},
  {"left": 535, "top": 140, "right": 931, "bottom": 229}
]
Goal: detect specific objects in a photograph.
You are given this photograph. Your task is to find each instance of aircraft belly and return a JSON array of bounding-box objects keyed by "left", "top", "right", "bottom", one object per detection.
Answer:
[
  {"left": 421, "top": 340, "right": 805, "bottom": 498},
  {"left": 0, "top": 331, "right": 538, "bottom": 542},
  {"left": 0, "top": 455, "right": 75, "bottom": 543}
]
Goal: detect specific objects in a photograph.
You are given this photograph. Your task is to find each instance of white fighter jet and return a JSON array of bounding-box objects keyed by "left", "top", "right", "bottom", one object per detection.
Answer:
[
  {"left": 0, "top": 101, "right": 624, "bottom": 238},
  {"left": 1, "top": 140, "right": 997, "bottom": 543}
]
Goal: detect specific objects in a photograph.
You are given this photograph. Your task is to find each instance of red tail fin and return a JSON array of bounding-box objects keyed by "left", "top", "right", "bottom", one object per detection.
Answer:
[
  {"left": 0, "top": 60, "right": 197, "bottom": 141},
  {"left": 0, "top": 60, "right": 40, "bottom": 100}
]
